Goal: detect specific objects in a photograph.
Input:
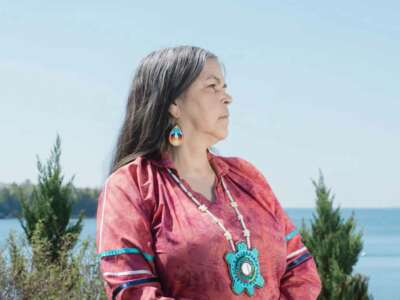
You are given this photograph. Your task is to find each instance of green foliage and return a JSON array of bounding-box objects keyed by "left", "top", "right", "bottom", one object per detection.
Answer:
[
  {"left": 0, "top": 230, "right": 106, "bottom": 300},
  {"left": 0, "top": 182, "right": 25, "bottom": 218},
  {"left": 0, "top": 182, "right": 99, "bottom": 219},
  {"left": 71, "top": 187, "right": 100, "bottom": 217},
  {"left": 0, "top": 134, "right": 106, "bottom": 299},
  {"left": 15, "top": 134, "right": 84, "bottom": 262},
  {"left": 300, "top": 170, "right": 373, "bottom": 300}
]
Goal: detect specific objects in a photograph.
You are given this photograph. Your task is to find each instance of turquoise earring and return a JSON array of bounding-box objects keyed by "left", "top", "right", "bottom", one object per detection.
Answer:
[{"left": 169, "top": 125, "right": 183, "bottom": 146}]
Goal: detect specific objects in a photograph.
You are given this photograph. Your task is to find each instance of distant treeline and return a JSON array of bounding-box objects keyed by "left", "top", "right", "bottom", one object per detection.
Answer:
[{"left": 0, "top": 180, "right": 100, "bottom": 219}]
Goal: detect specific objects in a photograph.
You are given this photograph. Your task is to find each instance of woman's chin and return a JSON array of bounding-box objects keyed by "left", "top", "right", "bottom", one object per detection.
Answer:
[{"left": 215, "top": 128, "right": 229, "bottom": 141}]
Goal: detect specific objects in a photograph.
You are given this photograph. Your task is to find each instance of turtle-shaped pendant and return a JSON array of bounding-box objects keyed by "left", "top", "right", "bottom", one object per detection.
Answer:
[{"left": 225, "top": 241, "right": 265, "bottom": 296}]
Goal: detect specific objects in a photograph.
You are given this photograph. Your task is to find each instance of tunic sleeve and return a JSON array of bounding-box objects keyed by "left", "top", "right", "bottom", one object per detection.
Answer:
[
  {"left": 237, "top": 158, "right": 322, "bottom": 299},
  {"left": 96, "top": 171, "right": 177, "bottom": 300},
  {"left": 272, "top": 193, "right": 322, "bottom": 300}
]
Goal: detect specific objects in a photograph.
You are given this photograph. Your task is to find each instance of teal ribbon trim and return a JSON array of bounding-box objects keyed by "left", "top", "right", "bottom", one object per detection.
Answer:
[
  {"left": 285, "top": 228, "right": 299, "bottom": 241},
  {"left": 98, "top": 247, "right": 154, "bottom": 261}
]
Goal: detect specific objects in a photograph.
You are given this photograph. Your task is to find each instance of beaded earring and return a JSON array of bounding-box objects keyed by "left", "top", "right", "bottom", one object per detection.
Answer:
[{"left": 168, "top": 124, "right": 183, "bottom": 146}]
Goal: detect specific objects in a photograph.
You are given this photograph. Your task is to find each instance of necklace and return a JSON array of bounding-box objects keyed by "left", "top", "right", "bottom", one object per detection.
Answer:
[{"left": 166, "top": 168, "right": 265, "bottom": 297}]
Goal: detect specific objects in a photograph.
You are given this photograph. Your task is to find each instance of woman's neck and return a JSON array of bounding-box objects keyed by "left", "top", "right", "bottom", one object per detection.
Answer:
[{"left": 168, "top": 145, "right": 214, "bottom": 179}]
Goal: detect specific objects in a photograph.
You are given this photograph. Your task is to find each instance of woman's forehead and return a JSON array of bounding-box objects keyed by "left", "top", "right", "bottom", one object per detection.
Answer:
[
  {"left": 201, "top": 72, "right": 226, "bottom": 86},
  {"left": 199, "top": 63, "right": 225, "bottom": 81}
]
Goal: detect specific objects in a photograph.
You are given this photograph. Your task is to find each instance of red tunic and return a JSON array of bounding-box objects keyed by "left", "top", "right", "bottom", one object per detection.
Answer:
[{"left": 96, "top": 149, "right": 321, "bottom": 300}]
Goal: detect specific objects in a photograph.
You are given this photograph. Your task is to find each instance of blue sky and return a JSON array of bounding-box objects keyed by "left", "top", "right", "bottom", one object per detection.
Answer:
[{"left": 1, "top": 1, "right": 399, "bottom": 207}]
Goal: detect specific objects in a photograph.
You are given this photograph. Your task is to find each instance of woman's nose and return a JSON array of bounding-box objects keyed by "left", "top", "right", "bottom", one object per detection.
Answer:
[{"left": 223, "top": 91, "right": 233, "bottom": 104}]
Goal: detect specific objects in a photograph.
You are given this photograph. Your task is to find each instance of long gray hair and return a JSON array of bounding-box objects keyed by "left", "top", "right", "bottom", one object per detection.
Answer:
[{"left": 109, "top": 45, "right": 219, "bottom": 175}]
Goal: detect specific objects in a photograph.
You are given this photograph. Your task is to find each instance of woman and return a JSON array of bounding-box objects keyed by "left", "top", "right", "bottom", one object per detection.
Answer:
[{"left": 96, "top": 46, "right": 321, "bottom": 300}]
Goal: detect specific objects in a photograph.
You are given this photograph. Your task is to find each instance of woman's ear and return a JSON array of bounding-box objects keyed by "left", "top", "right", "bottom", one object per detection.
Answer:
[{"left": 168, "top": 99, "right": 181, "bottom": 119}]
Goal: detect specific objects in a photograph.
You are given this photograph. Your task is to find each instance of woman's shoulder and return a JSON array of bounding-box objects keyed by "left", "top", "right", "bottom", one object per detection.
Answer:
[
  {"left": 216, "top": 153, "right": 283, "bottom": 221},
  {"left": 104, "top": 152, "right": 266, "bottom": 190},
  {"left": 98, "top": 156, "right": 157, "bottom": 212},
  {"left": 101, "top": 156, "right": 148, "bottom": 190},
  {"left": 216, "top": 154, "right": 268, "bottom": 185}
]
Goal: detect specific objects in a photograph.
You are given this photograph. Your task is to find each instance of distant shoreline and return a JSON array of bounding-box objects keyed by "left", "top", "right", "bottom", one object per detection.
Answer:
[{"left": 1, "top": 207, "right": 399, "bottom": 220}]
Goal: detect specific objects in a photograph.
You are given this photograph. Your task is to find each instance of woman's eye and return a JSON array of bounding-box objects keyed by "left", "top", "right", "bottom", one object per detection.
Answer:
[
  {"left": 208, "top": 83, "right": 227, "bottom": 90},
  {"left": 208, "top": 84, "right": 218, "bottom": 90}
]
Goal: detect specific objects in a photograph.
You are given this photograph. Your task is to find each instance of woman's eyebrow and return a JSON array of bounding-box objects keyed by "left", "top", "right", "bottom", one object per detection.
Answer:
[{"left": 205, "top": 75, "right": 228, "bottom": 88}]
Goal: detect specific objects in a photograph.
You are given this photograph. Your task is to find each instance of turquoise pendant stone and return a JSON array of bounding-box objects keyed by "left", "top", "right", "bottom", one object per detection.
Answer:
[{"left": 224, "top": 241, "right": 265, "bottom": 296}]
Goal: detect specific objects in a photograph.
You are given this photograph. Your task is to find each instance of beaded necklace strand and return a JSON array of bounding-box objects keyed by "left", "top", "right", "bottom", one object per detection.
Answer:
[{"left": 166, "top": 168, "right": 265, "bottom": 296}]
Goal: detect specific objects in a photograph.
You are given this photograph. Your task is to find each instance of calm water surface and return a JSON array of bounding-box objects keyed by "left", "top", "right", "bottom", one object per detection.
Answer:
[{"left": 1, "top": 208, "right": 399, "bottom": 299}]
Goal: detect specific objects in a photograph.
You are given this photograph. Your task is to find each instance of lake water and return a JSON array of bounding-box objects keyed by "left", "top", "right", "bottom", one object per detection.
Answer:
[{"left": 0, "top": 208, "right": 399, "bottom": 299}]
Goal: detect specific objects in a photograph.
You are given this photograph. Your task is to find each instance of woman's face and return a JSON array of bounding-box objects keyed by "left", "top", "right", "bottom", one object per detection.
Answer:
[{"left": 169, "top": 58, "right": 233, "bottom": 146}]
